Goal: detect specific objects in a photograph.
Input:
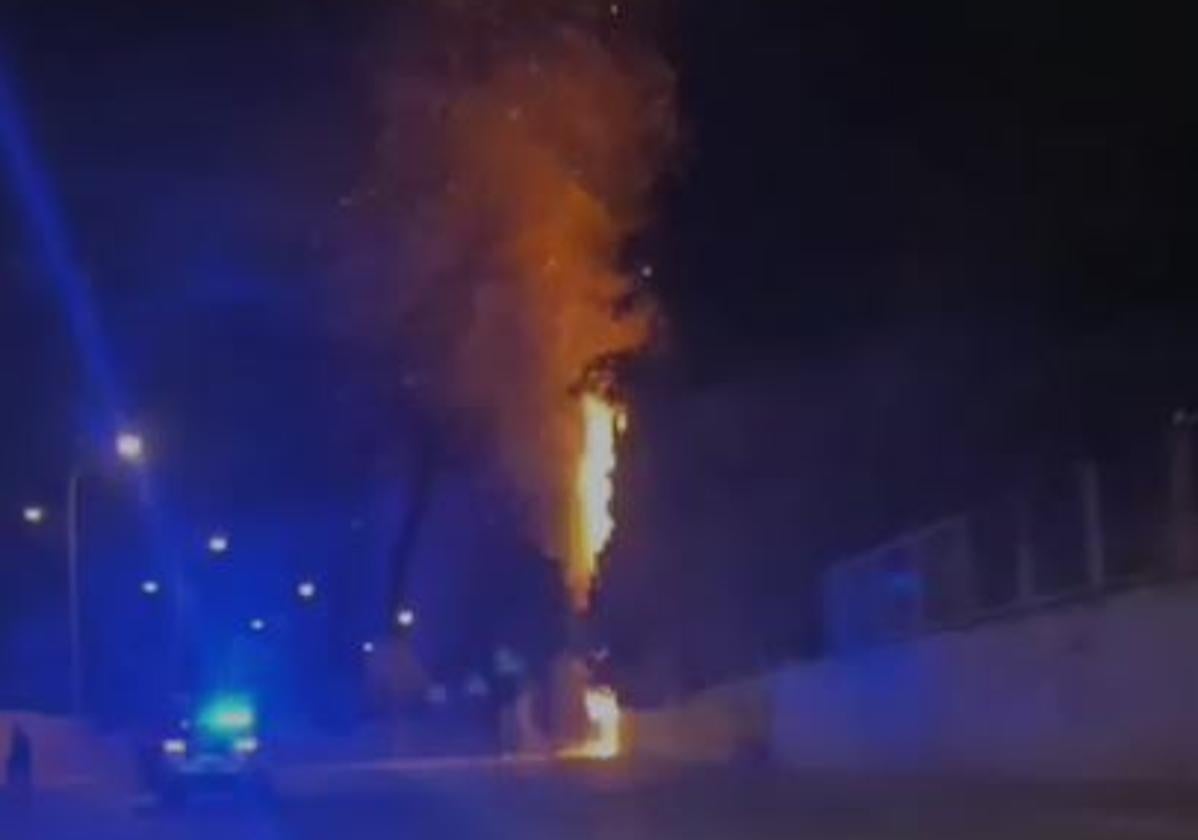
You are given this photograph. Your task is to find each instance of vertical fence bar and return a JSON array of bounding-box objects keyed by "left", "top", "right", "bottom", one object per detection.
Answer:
[
  {"left": 954, "top": 516, "right": 978, "bottom": 621},
  {"left": 1015, "top": 496, "right": 1036, "bottom": 605},
  {"left": 1169, "top": 411, "right": 1198, "bottom": 575},
  {"left": 1079, "top": 460, "right": 1106, "bottom": 590}
]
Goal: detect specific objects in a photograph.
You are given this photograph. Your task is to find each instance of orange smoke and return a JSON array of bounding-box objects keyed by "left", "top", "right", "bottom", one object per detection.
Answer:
[
  {"left": 397, "top": 21, "right": 675, "bottom": 595},
  {"left": 370, "top": 6, "right": 673, "bottom": 765}
]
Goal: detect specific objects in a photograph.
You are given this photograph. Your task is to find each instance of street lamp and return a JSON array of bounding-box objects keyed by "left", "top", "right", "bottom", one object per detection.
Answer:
[
  {"left": 115, "top": 431, "right": 145, "bottom": 463},
  {"left": 207, "top": 533, "right": 229, "bottom": 555},
  {"left": 65, "top": 430, "right": 146, "bottom": 715},
  {"left": 297, "top": 580, "right": 317, "bottom": 601},
  {"left": 249, "top": 618, "right": 266, "bottom": 632},
  {"left": 361, "top": 641, "right": 375, "bottom": 654},
  {"left": 22, "top": 505, "right": 46, "bottom": 525},
  {"left": 140, "top": 579, "right": 161, "bottom": 596},
  {"left": 396, "top": 607, "right": 415, "bottom": 628}
]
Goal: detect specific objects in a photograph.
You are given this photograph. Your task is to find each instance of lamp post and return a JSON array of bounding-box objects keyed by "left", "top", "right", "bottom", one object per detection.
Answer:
[{"left": 66, "top": 430, "right": 145, "bottom": 716}]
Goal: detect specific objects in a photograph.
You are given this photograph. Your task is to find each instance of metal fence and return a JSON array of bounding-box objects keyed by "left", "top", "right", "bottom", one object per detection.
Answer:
[{"left": 823, "top": 419, "right": 1198, "bottom": 653}]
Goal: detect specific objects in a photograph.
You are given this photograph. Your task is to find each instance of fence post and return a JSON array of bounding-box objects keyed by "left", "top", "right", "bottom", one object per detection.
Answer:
[
  {"left": 1168, "top": 411, "right": 1198, "bottom": 575},
  {"left": 1078, "top": 460, "right": 1106, "bottom": 590},
  {"left": 1015, "top": 497, "right": 1036, "bottom": 604},
  {"left": 954, "top": 516, "right": 978, "bottom": 620}
]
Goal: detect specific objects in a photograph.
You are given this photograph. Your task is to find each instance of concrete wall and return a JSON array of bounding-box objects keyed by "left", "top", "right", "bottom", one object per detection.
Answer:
[
  {"left": 625, "top": 579, "right": 1198, "bottom": 782},
  {"left": 0, "top": 712, "right": 134, "bottom": 791},
  {"left": 772, "top": 579, "right": 1198, "bottom": 782},
  {"left": 625, "top": 678, "right": 770, "bottom": 763}
]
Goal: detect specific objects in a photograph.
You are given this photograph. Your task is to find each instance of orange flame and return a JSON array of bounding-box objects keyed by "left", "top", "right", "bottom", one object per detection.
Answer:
[
  {"left": 568, "top": 392, "right": 625, "bottom": 610},
  {"left": 562, "top": 684, "right": 622, "bottom": 760},
  {"left": 561, "top": 392, "right": 624, "bottom": 760}
]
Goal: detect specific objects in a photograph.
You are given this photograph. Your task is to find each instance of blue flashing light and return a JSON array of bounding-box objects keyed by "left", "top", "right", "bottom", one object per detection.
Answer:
[{"left": 197, "top": 695, "right": 255, "bottom": 735}]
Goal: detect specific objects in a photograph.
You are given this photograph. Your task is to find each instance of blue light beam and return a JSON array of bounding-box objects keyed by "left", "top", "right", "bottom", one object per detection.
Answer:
[{"left": 0, "top": 60, "right": 121, "bottom": 418}]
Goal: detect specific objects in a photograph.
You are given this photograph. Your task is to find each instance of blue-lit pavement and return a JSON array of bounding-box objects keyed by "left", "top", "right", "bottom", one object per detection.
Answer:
[{"left": 5, "top": 759, "right": 1198, "bottom": 839}]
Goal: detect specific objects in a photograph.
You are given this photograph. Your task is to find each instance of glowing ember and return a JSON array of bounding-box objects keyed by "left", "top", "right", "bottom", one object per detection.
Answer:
[
  {"left": 563, "top": 685, "right": 622, "bottom": 760},
  {"left": 568, "top": 392, "right": 625, "bottom": 610}
]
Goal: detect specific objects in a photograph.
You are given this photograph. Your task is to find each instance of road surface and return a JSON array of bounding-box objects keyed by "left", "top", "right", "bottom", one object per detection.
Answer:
[{"left": 3, "top": 757, "right": 1198, "bottom": 838}]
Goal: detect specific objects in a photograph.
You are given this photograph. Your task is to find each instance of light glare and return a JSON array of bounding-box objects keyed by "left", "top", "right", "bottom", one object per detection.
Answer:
[{"left": 115, "top": 432, "right": 145, "bottom": 463}]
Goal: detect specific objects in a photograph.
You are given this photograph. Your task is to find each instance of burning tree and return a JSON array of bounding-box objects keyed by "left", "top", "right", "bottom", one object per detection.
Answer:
[{"left": 360, "top": 0, "right": 677, "bottom": 756}]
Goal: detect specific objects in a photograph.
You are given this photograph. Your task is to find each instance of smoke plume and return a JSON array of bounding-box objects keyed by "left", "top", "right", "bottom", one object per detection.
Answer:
[{"left": 375, "top": 4, "right": 676, "bottom": 574}]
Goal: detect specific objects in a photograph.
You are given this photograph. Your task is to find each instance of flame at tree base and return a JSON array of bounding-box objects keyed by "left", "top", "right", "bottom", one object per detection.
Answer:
[
  {"left": 560, "top": 685, "right": 622, "bottom": 761},
  {"left": 555, "top": 390, "right": 625, "bottom": 761}
]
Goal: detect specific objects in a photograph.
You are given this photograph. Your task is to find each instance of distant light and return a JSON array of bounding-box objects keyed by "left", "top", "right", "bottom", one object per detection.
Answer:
[
  {"left": 232, "top": 735, "right": 259, "bottom": 754},
  {"left": 161, "top": 738, "right": 187, "bottom": 755},
  {"left": 640, "top": 263, "right": 654, "bottom": 279},
  {"left": 115, "top": 432, "right": 145, "bottom": 463},
  {"left": 22, "top": 506, "right": 46, "bottom": 525},
  {"left": 396, "top": 608, "right": 415, "bottom": 628},
  {"left": 140, "top": 579, "right": 161, "bottom": 596},
  {"left": 610, "top": 2, "right": 621, "bottom": 16},
  {"left": 465, "top": 674, "right": 490, "bottom": 698},
  {"left": 361, "top": 641, "right": 375, "bottom": 654},
  {"left": 494, "top": 646, "right": 526, "bottom": 676},
  {"left": 207, "top": 533, "right": 229, "bottom": 554},
  {"left": 297, "top": 580, "right": 317, "bottom": 600},
  {"left": 426, "top": 684, "right": 448, "bottom": 706},
  {"left": 249, "top": 618, "right": 266, "bottom": 632}
]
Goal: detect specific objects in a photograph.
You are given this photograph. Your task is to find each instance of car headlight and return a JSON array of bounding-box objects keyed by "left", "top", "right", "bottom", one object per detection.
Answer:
[
  {"left": 162, "top": 738, "right": 188, "bottom": 755},
  {"left": 232, "top": 736, "right": 259, "bottom": 754}
]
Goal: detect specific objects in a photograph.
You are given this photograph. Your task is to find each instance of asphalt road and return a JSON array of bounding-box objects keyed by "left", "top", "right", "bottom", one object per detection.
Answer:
[{"left": 4, "top": 758, "right": 1198, "bottom": 839}]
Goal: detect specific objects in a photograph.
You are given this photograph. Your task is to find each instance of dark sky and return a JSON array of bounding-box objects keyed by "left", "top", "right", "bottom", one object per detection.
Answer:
[
  {"left": 658, "top": 2, "right": 1193, "bottom": 493},
  {"left": 664, "top": 2, "right": 1189, "bottom": 347},
  {"left": 1, "top": 0, "right": 1193, "bottom": 540}
]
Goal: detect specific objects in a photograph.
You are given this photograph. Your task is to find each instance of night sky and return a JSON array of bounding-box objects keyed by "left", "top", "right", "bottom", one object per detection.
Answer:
[
  {"left": 3, "top": 0, "right": 1193, "bottom": 490},
  {"left": 1, "top": 1, "right": 1194, "bottom": 695}
]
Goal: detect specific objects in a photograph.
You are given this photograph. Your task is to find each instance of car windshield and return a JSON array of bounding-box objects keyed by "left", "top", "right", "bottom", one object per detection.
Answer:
[{"left": 1, "top": 2, "right": 1193, "bottom": 838}]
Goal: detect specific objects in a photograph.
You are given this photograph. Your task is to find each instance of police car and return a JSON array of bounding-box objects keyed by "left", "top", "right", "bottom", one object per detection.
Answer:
[{"left": 146, "top": 694, "right": 271, "bottom": 806}]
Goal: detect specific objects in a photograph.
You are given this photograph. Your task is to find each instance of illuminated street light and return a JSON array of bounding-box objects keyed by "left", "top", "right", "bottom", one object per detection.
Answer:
[
  {"left": 396, "top": 607, "right": 415, "bottom": 628},
  {"left": 22, "top": 505, "right": 46, "bottom": 525},
  {"left": 140, "top": 579, "right": 161, "bottom": 596},
  {"left": 207, "top": 533, "right": 229, "bottom": 555},
  {"left": 249, "top": 618, "right": 266, "bottom": 632},
  {"left": 115, "top": 431, "right": 145, "bottom": 463},
  {"left": 361, "top": 641, "right": 375, "bottom": 654},
  {"left": 297, "top": 580, "right": 317, "bottom": 601}
]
